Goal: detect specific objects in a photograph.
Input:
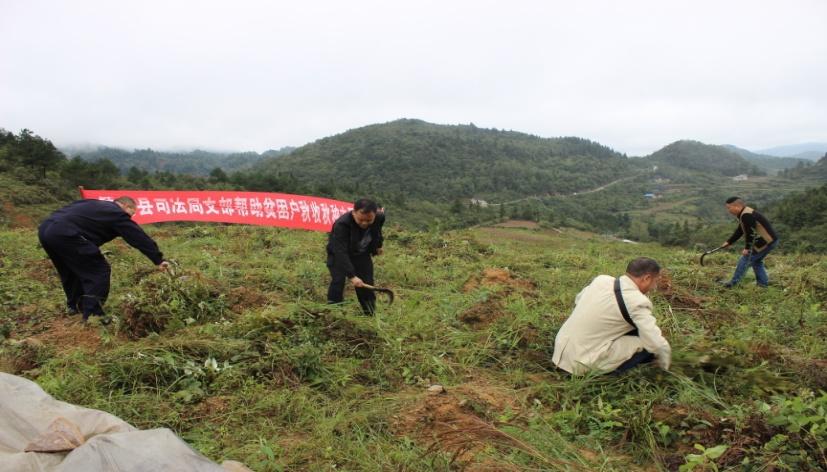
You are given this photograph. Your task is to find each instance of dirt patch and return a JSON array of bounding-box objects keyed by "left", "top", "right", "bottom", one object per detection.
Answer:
[
  {"left": 227, "top": 286, "right": 270, "bottom": 313},
  {"left": 656, "top": 272, "right": 705, "bottom": 309},
  {"left": 394, "top": 382, "right": 525, "bottom": 464},
  {"left": 120, "top": 272, "right": 226, "bottom": 339},
  {"left": 32, "top": 316, "right": 104, "bottom": 354},
  {"left": 2, "top": 200, "right": 34, "bottom": 228},
  {"left": 798, "top": 359, "right": 827, "bottom": 390},
  {"left": 516, "top": 323, "right": 540, "bottom": 347},
  {"left": 749, "top": 342, "right": 778, "bottom": 362},
  {"left": 0, "top": 340, "right": 43, "bottom": 374},
  {"left": 8, "top": 303, "right": 50, "bottom": 328},
  {"left": 459, "top": 299, "right": 506, "bottom": 327},
  {"left": 189, "top": 396, "right": 231, "bottom": 422},
  {"left": 319, "top": 315, "right": 381, "bottom": 358},
  {"left": 394, "top": 382, "right": 577, "bottom": 469},
  {"left": 24, "top": 259, "right": 56, "bottom": 284},
  {"left": 652, "top": 404, "right": 776, "bottom": 471},
  {"left": 463, "top": 268, "right": 536, "bottom": 293},
  {"left": 460, "top": 269, "right": 537, "bottom": 328}
]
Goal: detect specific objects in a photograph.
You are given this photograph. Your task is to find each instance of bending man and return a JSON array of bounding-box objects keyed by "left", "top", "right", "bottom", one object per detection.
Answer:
[
  {"left": 38, "top": 197, "right": 169, "bottom": 322},
  {"left": 552, "top": 257, "right": 671, "bottom": 375},
  {"left": 326, "top": 198, "right": 385, "bottom": 314},
  {"left": 720, "top": 197, "right": 778, "bottom": 288}
]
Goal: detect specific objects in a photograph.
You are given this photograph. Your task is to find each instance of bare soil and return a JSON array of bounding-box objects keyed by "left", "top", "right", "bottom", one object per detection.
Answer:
[
  {"left": 394, "top": 381, "right": 522, "bottom": 465},
  {"left": 460, "top": 268, "right": 537, "bottom": 327},
  {"left": 32, "top": 316, "right": 104, "bottom": 353},
  {"left": 652, "top": 403, "right": 777, "bottom": 471},
  {"left": 227, "top": 286, "right": 271, "bottom": 313}
]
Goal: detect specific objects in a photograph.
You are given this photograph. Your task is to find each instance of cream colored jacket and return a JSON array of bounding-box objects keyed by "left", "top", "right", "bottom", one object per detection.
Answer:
[{"left": 552, "top": 275, "right": 670, "bottom": 374}]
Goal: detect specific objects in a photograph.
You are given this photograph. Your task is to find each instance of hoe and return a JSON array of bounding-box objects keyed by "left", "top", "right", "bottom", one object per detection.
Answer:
[
  {"left": 699, "top": 245, "right": 726, "bottom": 266},
  {"left": 362, "top": 284, "right": 395, "bottom": 305}
]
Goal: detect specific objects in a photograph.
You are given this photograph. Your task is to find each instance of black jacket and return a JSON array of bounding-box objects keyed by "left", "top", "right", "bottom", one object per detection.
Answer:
[
  {"left": 41, "top": 199, "right": 164, "bottom": 264},
  {"left": 726, "top": 206, "right": 778, "bottom": 252},
  {"left": 326, "top": 211, "right": 385, "bottom": 277}
]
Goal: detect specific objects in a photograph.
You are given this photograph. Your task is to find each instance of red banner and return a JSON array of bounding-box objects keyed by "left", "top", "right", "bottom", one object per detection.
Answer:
[{"left": 79, "top": 189, "right": 352, "bottom": 232}]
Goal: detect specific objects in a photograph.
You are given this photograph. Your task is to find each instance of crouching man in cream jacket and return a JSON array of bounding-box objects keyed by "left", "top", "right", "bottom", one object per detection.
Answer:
[{"left": 552, "top": 257, "right": 671, "bottom": 375}]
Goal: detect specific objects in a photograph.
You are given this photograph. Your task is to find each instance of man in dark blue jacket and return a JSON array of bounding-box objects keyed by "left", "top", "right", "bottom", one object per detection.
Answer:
[
  {"left": 38, "top": 197, "right": 169, "bottom": 321},
  {"left": 326, "top": 198, "right": 385, "bottom": 314}
]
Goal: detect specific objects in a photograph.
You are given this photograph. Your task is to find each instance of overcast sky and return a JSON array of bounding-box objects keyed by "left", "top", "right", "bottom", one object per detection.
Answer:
[{"left": 1, "top": 0, "right": 826, "bottom": 156}]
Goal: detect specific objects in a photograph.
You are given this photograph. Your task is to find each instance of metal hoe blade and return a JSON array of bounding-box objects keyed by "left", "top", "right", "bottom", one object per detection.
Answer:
[
  {"left": 362, "top": 284, "right": 395, "bottom": 304},
  {"left": 699, "top": 246, "right": 725, "bottom": 266}
]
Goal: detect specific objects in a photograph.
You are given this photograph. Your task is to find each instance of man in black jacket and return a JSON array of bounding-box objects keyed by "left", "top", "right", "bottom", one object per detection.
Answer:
[
  {"left": 721, "top": 197, "right": 779, "bottom": 288},
  {"left": 326, "top": 198, "right": 385, "bottom": 314},
  {"left": 38, "top": 197, "right": 169, "bottom": 321}
]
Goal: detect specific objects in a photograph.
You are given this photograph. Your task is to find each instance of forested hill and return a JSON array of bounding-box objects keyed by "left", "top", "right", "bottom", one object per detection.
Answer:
[
  {"left": 723, "top": 145, "right": 810, "bottom": 175},
  {"left": 251, "top": 119, "right": 633, "bottom": 202},
  {"left": 783, "top": 154, "right": 827, "bottom": 180},
  {"left": 647, "top": 140, "right": 764, "bottom": 177},
  {"left": 766, "top": 182, "right": 827, "bottom": 252},
  {"left": 65, "top": 146, "right": 295, "bottom": 176}
]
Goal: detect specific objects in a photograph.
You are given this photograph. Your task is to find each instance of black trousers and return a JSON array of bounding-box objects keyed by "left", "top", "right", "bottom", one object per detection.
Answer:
[
  {"left": 611, "top": 349, "right": 655, "bottom": 375},
  {"left": 327, "top": 254, "right": 375, "bottom": 314},
  {"left": 38, "top": 221, "right": 110, "bottom": 319}
]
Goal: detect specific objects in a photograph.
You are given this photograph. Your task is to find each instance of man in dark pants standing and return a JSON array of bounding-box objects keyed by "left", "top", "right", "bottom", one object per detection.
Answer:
[
  {"left": 326, "top": 198, "right": 385, "bottom": 314},
  {"left": 721, "top": 197, "right": 779, "bottom": 288},
  {"left": 38, "top": 196, "right": 169, "bottom": 322}
]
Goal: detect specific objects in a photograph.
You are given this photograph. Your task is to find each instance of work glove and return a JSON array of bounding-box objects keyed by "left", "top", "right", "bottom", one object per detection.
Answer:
[{"left": 655, "top": 346, "right": 671, "bottom": 371}]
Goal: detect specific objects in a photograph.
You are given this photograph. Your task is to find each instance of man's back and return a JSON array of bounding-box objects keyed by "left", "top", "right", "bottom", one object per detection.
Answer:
[
  {"left": 42, "top": 199, "right": 163, "bottom": 264},
  {"left": 44, "top": 200, "right": 128, "bottom": 246},
  {"left": 553, "top": 275, "right": 668, "bottom": 374}
]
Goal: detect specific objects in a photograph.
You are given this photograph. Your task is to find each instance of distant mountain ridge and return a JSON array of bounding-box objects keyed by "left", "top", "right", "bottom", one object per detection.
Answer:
[
  {"left": 757, "top": 142, "right": 827, "bottom": 160},
  {"left": 723, "top": 145, "right": 810, "bottom": 174},
  {"left": 251, "top": 119, "right": 633, "bottom": 202},
  {"left": 64, "top": 146, "right": 295, "bottom": 176}
]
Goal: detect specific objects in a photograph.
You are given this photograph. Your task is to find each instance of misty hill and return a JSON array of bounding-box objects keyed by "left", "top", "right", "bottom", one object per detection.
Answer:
[
  {"left": 783, "top": 154, "right": 827, "bottom": 180},
  {"left": 646, "top": 140, "right": 763, "bottom": 177},
  {"left": 252, "top": 119, "right": 632, "bottom": 202},
  {"left": 723, "top": 145, "right": 810, "bottom": 175},
  {"left": 757, "top": 142, "right": 827, "bottom": 160},
  {"left": 66, "top": 146, "right": 295, "bottom": 176}
]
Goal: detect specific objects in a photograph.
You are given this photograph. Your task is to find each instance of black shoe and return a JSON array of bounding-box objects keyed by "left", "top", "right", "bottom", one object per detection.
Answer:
[{"left": 718, "top": 280, "right": 734, "bottom": 288}]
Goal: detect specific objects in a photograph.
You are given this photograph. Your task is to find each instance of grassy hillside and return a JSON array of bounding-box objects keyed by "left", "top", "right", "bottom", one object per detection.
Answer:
[
  {"left": 252, "top": 119, "right": 633, "bottom": 202},
  {"left": 2, "top": 221, "right": 825, "bottom": 471},
  {"left": 4, "top": 126, "right": 825, "bottom": 252}
]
